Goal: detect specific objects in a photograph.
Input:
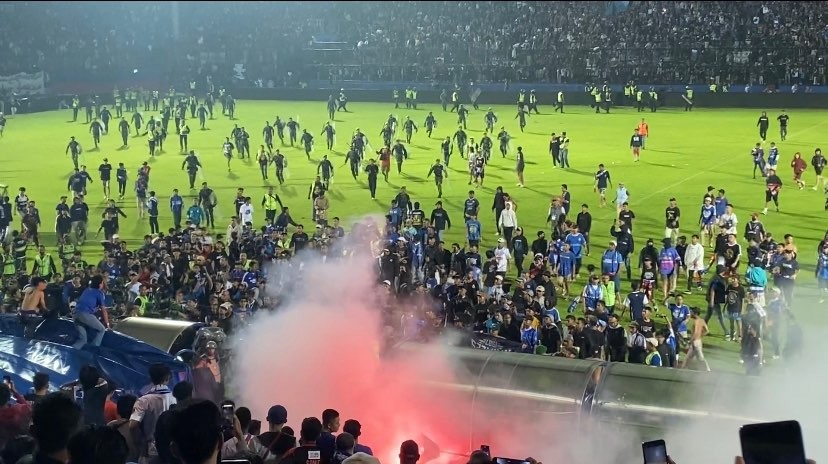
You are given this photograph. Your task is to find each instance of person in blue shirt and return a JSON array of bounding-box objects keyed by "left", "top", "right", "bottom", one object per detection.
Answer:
[
  {"left": 558, "top": 243, "right": 575, "bottom": 295},
  {"left": 601, "top": 240, "right": 624, "bottom": 290},
  {"left": 699, "top": 196, "right": 717, "bottom": 247},
  {"left": 658, "top": 238, "right": 681, "bottom": 301},
  {"left": 388, "top": 200, "right": 402, "bottom": 228},
  {"left": 666, "top": 294, "right": 691, "bottom": 342},
  {"left": 72, "top": 275, "right": 109, "bottom": 349},
  {"left": 187, "top": 198, "right": 203, "bottom": 226},
  {"left": 520, "top": 318, "right": 538, "bottom": 353},
  {"left": 714, "top": 189, "right": 728, "bottom": 218},
  {"left": 767, "top": 142, "right": 779, "bottom": 170},
  {"left": 565, "top": 228, "right": 587, "bottom": 276},
  {"left": 581, "top": 275, "right": 604, "bottom": 312},
  {"left": 170, "top": 189, "right": 184, "bottom": 229},
  {"left": 465, "top": 214, "right": 482, "bottom": 247}
]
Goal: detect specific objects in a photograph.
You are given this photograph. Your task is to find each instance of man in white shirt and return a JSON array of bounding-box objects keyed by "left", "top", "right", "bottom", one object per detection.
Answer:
[
  {"left": 130, "top": 364, "right": 177, "bottom": 463},
  {"left": 226, "top": 217, "right": 242, "bottom": 241},
  {"left": 683, "top": 234, "right": 706, "bottom": 293},
  {"left": 239, "top": 197, "right": 254, "bottom": 225},
  {"left": 494, "top": 237, "right": 511, "bottom": 278},
  {"left": 498, "top": 201, "right": 518, "bottom": 245},
  {"left": 718, "top": 204, "right": 738, "bottom": 235}
]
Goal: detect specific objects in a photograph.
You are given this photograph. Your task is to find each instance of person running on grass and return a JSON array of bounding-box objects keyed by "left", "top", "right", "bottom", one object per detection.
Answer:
[
  {"left": 763, "top": 168, "right": 782, "bottom": 214},
  {"left": 594, "top": 164, "right": 611, "bottom": 208},
  {"left": 811, "top": 148, "right": 826, "bottom": 191},
  {"left": 791, "top": 152, "right": 807, "bottom": 189}
]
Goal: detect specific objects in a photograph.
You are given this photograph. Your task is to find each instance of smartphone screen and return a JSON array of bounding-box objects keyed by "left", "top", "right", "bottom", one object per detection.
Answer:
[
  {"left": 494, "top": 457, "right": 529, "bottom": 464},
  {"left": 740, "top": 420, "right": 807, "bottom": 464},
  {"left": 222, "top": 405, "right": 234, "bottom": 422},
  {"left": 642, "top": 439, "right": 668, "bottom": 464}
]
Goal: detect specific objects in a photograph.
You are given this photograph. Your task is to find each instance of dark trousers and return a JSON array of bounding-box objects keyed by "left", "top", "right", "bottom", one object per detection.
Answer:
[
  {"left": 266, "top": 209, "right": 277, "bottom": 222},
  {"left": 705, "top": 303, "right": 728, "bottom": 334},
  {"left": 276, "top": 167, "right": 285, "bottom": 184},
  {"left": 118, "top": 180, "right": 126, "bottom": 197},
  {"left": 494, "top": 208, "right": 503, "bottom": 233},
  {"left": 368, "top": 178, "right": 377, "bottom": 198},
  {"left": 188, "top": 171, "right": 197, "bottom": 189},
  {"left": 350, "top": 162, "right": 359, "bottom": 178},
  {"left": 204, "top": 207, "right": 215, "bottom": 228},
  {"left": 149, "top": 216, "right": 159, "bottom": 234},
  {"left": 514, "top": 252, "right": 525, "bottom": 274},
  {"left": 503, "top": 226, "right": 514, "bottom": 246},
  {"left": 173, "top": 210, "right": 182, "bottom": 229},
  {"left": 608, "top": 346, "right": 627, "bottom": 362}
]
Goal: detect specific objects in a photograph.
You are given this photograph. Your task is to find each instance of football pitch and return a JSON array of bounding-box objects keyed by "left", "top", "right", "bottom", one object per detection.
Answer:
[{"left": 2, "top": 100, "right": 826, "bottom": 370}]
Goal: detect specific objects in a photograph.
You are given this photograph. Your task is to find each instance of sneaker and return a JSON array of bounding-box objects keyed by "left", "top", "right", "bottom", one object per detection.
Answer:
[
  {"left": 772, "top": 355, "right": 780, "bottom": 360},
  {"left": 683, "top": 290, "right": 692, "bottom": 295},
  {"left": 725, "top": 334, "right": 732, "bottom": 341},
  {"left": 762, "top": 208, "right": 768, "bottom": 215},
  {"left": 738, "top": 359, "right": 744, "bottom": 364}
]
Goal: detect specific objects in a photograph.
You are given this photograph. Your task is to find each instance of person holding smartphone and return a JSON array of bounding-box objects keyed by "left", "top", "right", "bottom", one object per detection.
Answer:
[{"left": 0, "top": 379, "right": 31, "bottom": 449}]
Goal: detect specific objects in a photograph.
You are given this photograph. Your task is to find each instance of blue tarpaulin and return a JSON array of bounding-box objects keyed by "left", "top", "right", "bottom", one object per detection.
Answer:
[{"left": 0, "top": 315, "right": 190, "bottom": 395}]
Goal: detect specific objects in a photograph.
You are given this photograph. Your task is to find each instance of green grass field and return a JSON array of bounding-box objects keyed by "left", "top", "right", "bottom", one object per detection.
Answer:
[{"left": 2, "top": 100, "right": 826, "bottom": 370}]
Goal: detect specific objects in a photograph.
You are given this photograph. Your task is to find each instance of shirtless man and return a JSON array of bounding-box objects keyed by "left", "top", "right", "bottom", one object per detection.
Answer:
[
  {"left": 21, "top": 277, "right": 48, "bottom": 315},
  {"left": 680, "top": 307, "right": 711, "bottom": 371}
]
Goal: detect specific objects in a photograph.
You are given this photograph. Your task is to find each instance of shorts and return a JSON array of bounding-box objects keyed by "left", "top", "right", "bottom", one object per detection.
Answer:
[
  {"left": 632, "top": 147, "right": 640, "bottom": 155},
  {"left": 727, "top": 311, "right": 742, "bottom": 321},
  {"left": 660, "top": 270, "right": 674, "bottom": 279},
  {"left": 816, "top": 167, "right": 824, "bottom": 176},
  {"left": 768, "top": 163, "right": 778, "bottom": 171},
  {"left": 794, "top": 172, "right": 802, "bottom": 181},
  {"left": 664, "top": 227, "right": 678, "bottom": 238},
  {"left": 598, "top": 188, "right": 607, "bottom": 196},
  {"left": 765, "top": 190, "right": 778, "bottom": 202}
]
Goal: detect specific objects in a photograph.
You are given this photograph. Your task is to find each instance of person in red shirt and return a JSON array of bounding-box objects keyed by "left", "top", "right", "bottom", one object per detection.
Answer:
[
  {"left": 791, "top": 152, "right": 807, "bottom": 189},
  {"left": 378, "top": 145, "right": 391, "bottom": 182},
  {"left": 0, "top": 380, "right": 32, "bottom": 449}
]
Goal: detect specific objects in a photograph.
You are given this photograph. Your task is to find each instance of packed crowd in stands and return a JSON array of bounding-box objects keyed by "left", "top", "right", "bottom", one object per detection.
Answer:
[{"left": 0, "top": 2, "right": 827, "bottom": 88}]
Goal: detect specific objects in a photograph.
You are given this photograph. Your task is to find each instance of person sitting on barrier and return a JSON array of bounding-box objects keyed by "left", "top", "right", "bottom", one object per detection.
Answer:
[{"left": 72, "top": 275, "right": 110, "bottom": 349}]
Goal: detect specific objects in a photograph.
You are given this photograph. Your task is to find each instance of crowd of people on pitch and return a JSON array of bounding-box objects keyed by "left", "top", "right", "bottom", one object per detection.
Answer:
[
  {"left": 0, "top": 153, "right": 813, "bottom": 377},
  {"left": 1, "top": 2, "right": 827, "bottom": 87}
]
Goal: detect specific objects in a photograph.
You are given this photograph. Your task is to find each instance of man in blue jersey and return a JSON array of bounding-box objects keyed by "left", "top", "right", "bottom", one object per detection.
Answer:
[
  {"left": 666, "top": 294, "right": 691, "bottom": 344},
  {"left": 601, "top": 240, "right": 625, "bottom": 290},
  {"left": 72, "top": 275, "right": 109, "bottom": 348},
  {"left": 565, "top": 226, "right": 587, "bottom": 277},
  {"left": 465, "top": 214, "right": 482, "bottom": 248}
]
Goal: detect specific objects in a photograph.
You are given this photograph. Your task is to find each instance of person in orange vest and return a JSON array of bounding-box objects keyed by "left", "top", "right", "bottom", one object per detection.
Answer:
[{"left": 637, "top": 118, "right": 650, "bottom": 149}]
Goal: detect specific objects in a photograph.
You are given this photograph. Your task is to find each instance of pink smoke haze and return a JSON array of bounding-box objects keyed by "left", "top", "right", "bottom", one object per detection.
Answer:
[{"left": 232, "top": 253, "right": 478, "bottom": 463}]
